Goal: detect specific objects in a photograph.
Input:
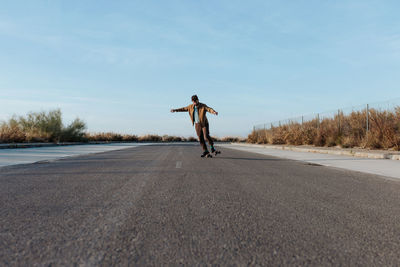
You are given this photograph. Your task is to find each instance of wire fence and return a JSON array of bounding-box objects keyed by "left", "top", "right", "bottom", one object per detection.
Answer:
[
  {"left": 250, "top": 97, "right": 400, "bottom": 149},
  {"left": 254, "top": 98, "right": 400, "bottom": 132}
]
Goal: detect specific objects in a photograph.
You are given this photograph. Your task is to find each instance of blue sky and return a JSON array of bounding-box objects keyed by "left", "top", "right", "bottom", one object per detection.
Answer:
[{"left": 1, "top": 1, "right": 399, "bottom": 137}]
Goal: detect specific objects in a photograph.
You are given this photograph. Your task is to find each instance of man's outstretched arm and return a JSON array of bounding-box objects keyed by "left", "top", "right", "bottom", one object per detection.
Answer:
[
  {"left": 205, "top": 106, "right": 218, "bottom": 116},
  {"left": 171, "top": 106, "right": 189, "bottom": 113}
]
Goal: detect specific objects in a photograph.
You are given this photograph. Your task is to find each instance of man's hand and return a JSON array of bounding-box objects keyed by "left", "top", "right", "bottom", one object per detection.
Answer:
[
  {"left": 215, "top": 111, "right": 218, "bottom": 116},
  {"left": 170, "top": 109, "right": 175, "bottom": 113}
]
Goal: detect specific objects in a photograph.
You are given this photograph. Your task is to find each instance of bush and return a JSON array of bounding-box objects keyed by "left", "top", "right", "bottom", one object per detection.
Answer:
[
  {"left": 162, "top": 135, "right": 183, "bottom": 142},
  {"left": 86, "top": 132, "right": 140, "bottom": 142},
  {"left": 0, "top": 117, "right": 26, "bottom": 143},
  {"left": 61, "top": 118, "right": 87, "bottom": 142},
  {"left": 122, "top": 134, "right": 139, "bottom": 142},
  {"left": 187, "top": 136, "right": 198, "bottom": 142},
  {"left": 138, "top": 135, "right": 162, "bottom": 142},
  {"left": 220, "top": 136, "right": 242, "bottom": 142},
  {"left": 0, "top": 109, "right": 86, "bottom": 143},
  {"left": 248, "top": 107, "right": 400, "bottom": 150}
]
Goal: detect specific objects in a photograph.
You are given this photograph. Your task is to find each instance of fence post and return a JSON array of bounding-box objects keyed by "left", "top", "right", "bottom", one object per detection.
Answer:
[
  {"left": 366, "top": 104, "right": 369, "bottom": 132},
  {"left": 338, "top": 109, "right": 341, "bottom": 134},
  {"left": 301, "top": 116, "right": 304, "bottom": 126}
]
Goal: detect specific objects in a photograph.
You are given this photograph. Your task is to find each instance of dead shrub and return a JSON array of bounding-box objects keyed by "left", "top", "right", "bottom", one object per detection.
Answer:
[
  {"left": 0, "top": 118, "right": 26, "bottom": 143},
  {"left": 288, "top": 124, "right": 306, "bottom": 145},
  {"left": 187, "top": 136, "right": 198, "bottom": 142},
  {"left": 302, "top": 124, "right": 317, "bottom": 145},
  {"left": 271, "top": 127, "right": 286, "bottom": 144},
  {"left": 247, "top": 106, "right": 400, "bottom": 150},
  {"left": 138, "top": 135, "right": 162, "bottom": 142},
  {"left": 162, "top": 135, "right": 183, "bottom": 142}
]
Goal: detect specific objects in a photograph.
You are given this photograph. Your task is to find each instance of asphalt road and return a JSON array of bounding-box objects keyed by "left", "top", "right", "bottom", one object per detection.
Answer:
[{"left": 2, "top": 144, "right": 400, "bottom": 266}]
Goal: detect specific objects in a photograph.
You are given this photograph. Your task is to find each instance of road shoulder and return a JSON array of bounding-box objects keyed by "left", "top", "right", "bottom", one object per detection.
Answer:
[{"left": 222, "top": 143, "right": 400, "bottom": 180}]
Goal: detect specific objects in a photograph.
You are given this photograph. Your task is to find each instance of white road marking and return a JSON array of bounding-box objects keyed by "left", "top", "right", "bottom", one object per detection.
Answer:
[{"left": 176, "top": 161, "right": 182, "bottom": 168}]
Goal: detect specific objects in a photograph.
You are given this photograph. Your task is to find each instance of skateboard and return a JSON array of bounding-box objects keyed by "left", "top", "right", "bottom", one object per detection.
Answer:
[
  {"left": 201, "top": 153, "right": 213, "bottom": 158},
  {"left": 213, "top": 150, "right": 221, "bottom": 156},
  {"left": 201, "top": 150, "right": 221, "bottom": 158}
]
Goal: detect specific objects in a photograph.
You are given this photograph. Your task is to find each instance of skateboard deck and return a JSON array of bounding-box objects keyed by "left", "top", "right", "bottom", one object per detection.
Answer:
[
  {"left": 201, "top": 150, "right": 221, "bottom": 158},
  {"left": 213, "top": 150, "right": 221, "bottom": 156}
]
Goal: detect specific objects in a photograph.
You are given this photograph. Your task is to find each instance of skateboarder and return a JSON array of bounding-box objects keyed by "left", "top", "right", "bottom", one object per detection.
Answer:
[{"left": 171, "top": 95, "right": 220, "bottom": 157}]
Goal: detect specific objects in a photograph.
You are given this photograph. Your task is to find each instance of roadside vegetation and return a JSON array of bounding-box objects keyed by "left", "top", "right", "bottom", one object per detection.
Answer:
[
  {"left": 248, "top": 107, "right": 400, "bottom": 150},
  {"left": 78, "top": 134, "right": 244, "bottom": 143},
  {"left": 0, "top": 109, "right": 244, "bottom": 143},
  {"left": 0, "top": 109, "right": 86, "bottom": 143}
]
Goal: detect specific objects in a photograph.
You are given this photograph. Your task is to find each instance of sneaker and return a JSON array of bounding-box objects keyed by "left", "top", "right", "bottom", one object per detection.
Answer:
[{"left": 201, "top": 151, "right": 210, "bottom": 157}]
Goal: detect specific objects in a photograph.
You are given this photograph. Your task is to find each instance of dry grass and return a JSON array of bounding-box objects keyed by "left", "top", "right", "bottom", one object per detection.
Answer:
[
  {"left": 69, "top": 133, "right": 194, "bottom": 143},
  {"left": 0, "top": 118, "right": 26, "bottom": 143},
  {"left": 1, "top": 110, "right": 242, "bottom": 144},
  {"left": 137, "top": 134, "right": 162, "bottom": 142},
  {"left": 86, "top": 132, "right": 138, "bottom": 142},
  {"left": 186, "top": 136, "right": 198, "bottom": 142},
  {"left": 248, "top": 107, "right": 400, "bottom": 150},
  {"left": 0, "top": 110, "right": 86, "bottom": 143}
]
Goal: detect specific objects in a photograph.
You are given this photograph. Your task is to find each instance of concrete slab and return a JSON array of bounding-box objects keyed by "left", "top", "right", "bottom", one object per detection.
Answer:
[
  {"left": 221, "top": 144, "right": 400, "bottom": 180},
  {"left": 0, "top": 143, "right": 145, "bottom": 167}
]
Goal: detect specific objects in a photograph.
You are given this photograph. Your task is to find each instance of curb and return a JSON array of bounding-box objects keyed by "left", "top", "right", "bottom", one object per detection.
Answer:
[
  {"left": 0, "top": 143, "right": 84, "bottom": 149},
  {"left": 0, "top": 142, "right": 121, "bottom": 149},
  {"left": 0, "top": 141, "right": 205, "bottom": 150},
  {"left": 231, "top": 143, "right": 400, "bottom": 161}
]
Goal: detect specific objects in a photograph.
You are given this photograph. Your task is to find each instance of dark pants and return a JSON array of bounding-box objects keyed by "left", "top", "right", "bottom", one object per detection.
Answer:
[{"left": 195, "top": 123, "right": 214, "bottom": 151}]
